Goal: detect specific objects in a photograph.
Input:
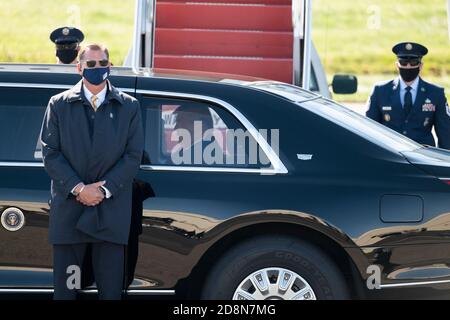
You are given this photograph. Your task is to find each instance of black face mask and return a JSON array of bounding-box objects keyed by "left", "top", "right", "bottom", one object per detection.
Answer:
[
  {"left": 399, "top": 66, "right": 420, "bottom": 82},
  {"left": 56, "top": 49, "right": 78, "bottom": 64}
]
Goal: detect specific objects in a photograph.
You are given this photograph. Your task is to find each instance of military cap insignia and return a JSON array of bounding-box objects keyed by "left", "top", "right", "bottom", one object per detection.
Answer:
[
  {"left": 62, "top": 28, "right": 70, "bottom": 36},
  {"left": 405, "top": 43, "right": 413, "bottom": 50}
]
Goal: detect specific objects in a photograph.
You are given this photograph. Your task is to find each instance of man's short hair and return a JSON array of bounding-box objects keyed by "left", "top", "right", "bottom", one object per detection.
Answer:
[{"left": 79, "top": 43, "right": 110, "bottom": 61}]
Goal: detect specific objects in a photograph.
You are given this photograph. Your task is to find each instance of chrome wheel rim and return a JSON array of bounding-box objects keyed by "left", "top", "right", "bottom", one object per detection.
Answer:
[{"left": 232, "top": 267, "right": 316, "bottom": 300}]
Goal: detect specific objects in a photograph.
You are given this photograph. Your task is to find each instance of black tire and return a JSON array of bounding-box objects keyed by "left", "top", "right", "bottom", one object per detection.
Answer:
[{"left": 201, "top": 235, "right": 350, "bottom": 300}]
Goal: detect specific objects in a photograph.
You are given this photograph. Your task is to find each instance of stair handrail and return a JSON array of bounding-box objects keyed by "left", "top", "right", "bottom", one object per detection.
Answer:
[
  {"left": 292, "top": 0, "right": 312, "bottom": 89},
  {"left": 292, "top": 0, "right": 303, "bottom": 86},
  {"left": 131, "top": 0, "right": 156, "bottom": 73},
  {"left": 301, "top": 0, "right": 312, "bottom": 90}
]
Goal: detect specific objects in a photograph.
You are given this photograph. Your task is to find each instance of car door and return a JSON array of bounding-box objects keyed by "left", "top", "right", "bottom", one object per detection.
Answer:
[
  {"left": 129, "top": 81, "right": 287, "bottom": 291},
  {"left": 0, "top": 84, "right": 62, "bottom": 289},
  {"left": 0, "top": 75, "right": 136, "bottom": 291}
]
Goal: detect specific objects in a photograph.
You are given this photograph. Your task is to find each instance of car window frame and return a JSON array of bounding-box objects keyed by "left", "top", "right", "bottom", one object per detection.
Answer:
[
  {"left": 137, "top": 90, "right": 287, "bottom": 175},
  {"left": 0, "top": 83, "right": 288, "bottom": 175}
]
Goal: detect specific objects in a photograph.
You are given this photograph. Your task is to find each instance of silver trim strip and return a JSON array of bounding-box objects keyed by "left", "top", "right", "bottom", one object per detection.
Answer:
[
  {"left": 0, "top": 82, "right": 135, "bottom": 93},
  {"left": 0, "top": 162, "right": 43, "bottom": 167},
  {"left": 137, "top": 89, "right": 288, "bottom": 174},
  {"left": 0, "top": 162, "right": 281, "bottom": 174},
  {"left": 380, "top": 279, "right": 450, "bottom": 289},
  {"left": 0, "top": 288, "right": 175, "bottom": 295},
  {"left": 140, "top": 165, "right": 277, "bottom": 174}
]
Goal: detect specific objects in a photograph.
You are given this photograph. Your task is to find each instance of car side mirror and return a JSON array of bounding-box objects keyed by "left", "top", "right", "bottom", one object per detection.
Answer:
[{"left": 331, "top": 74, "right": 358, "bottom": 94}]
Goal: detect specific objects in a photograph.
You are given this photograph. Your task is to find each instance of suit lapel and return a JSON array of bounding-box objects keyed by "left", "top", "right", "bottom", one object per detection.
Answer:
[{"left": 390, "top": 78, "right": 402, "bottom": 114}]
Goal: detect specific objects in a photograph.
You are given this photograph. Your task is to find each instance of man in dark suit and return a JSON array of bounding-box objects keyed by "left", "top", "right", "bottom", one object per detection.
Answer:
[
  {"left": 40, "top": 43, "right": 144, "bottom": 300},
  {"left": 366, "top": 42, "right": 450, "bottom": 149}
]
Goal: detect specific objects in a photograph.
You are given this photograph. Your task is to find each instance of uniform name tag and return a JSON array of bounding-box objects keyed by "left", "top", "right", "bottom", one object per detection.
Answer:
[{"left": 382, "top": 106, "right": 392, "bottom": 111}]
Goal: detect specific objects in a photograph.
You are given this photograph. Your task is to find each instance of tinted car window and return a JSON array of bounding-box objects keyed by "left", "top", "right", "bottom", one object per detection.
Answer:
[
  {"left": 303, "top": 98, "right": 422, "bottom": 153},
  {"left": 141, "top": 96, "right": 271, "bottom": 168},
  {"left": 0, "top": 87, "right": 59, "bottom": 162}
]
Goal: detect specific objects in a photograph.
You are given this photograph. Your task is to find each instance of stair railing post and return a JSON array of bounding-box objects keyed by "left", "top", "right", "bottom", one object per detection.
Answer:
[
  {"left": 301, "top": 0, "right": 312, "bottom": 91},
  {"left": 292, "top": 0, "right": 303, "bottom": 86}
]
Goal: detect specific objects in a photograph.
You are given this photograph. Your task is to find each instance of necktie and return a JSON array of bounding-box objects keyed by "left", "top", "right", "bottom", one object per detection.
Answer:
[
  {"left": 91, "top": 95, "right": 98, "bottom": 111},
  {"left": 404, "top": 86, "right": 412, "bottom": 116}
]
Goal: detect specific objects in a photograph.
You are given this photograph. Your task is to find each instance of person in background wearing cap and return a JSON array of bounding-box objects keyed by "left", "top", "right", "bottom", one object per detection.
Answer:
[
  {"left": 50, "top": 27, "right": 84, "bottom": 64},
  {"left": 366, "top": 42, "right": 450, "bottom": 149}
]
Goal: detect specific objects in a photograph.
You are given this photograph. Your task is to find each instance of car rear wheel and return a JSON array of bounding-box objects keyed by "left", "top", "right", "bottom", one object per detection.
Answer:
[{"left": 201, "top": 235, "right": 349, "bottom": 300}]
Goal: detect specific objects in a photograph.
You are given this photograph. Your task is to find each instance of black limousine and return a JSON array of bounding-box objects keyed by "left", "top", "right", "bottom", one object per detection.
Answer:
[{"left": 1, "top": 64, "right": 450, "bottom": 300}]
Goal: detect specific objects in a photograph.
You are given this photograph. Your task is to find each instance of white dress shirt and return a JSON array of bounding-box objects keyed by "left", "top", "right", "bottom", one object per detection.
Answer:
[
  {"left": 70, "top": 83, "right": 112, "bottom": 199},
  {"left": 83, "top": 82, "right": 108, "bottom": 110},
  {"left": 399, "top": 76, "right": 419, "bottom": 107}
]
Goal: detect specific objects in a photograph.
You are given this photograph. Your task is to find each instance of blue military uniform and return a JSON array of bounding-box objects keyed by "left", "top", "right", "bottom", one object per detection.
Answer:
[
  {"left": 366, "top": 77, "right": 450, "bottom": 149},
  {"left": 366, "top": 42, "right": 450, "bottom": 149}
]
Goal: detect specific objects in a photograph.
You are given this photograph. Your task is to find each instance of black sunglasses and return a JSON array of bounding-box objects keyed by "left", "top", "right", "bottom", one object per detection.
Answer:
[
  {"left": 398, "top": 58, "right": 421, "bottom": 67},
  {"left": 56, "top": 43, "right": 78, "bottom": 50},
  {"left": 83, "top": 59, "right": 109, "bottom": 68}
]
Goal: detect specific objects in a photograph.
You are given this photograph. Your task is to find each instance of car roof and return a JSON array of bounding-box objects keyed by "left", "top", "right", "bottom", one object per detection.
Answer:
[
  {"left": 0, "top": 63, "right": 318, "bottom": 102},
  {"left": 0, "top": 63, "right": 264, "bottom": 82}
]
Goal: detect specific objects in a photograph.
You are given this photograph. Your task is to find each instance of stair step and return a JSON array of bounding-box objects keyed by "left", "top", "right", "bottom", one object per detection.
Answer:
[
  {"left": 155, "top": 28, "right": 292, "bottom": 58},
  {"left": 156, "top": 3, "right": 291, "bottom": 31},
  {"left": 154, "top": 54, "right": 292, "bottom": 83}
]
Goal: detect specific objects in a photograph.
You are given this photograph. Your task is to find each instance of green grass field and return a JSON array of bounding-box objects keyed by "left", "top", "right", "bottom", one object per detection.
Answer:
[
  {"left": 0, "top": 0, "right": 448, "bottom": 102},
  {"left": 313, "top": 0, "right": 450, "bottom": 102},
  {"left": 0, "top": 0, "right": 134, "bottom": 64}
]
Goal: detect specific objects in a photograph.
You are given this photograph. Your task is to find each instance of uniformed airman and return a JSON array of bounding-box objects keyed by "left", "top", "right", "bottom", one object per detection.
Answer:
[
  {"left": 49, "top": 27, "right": 84, "bottom": 64},
  {"left": 366, "top": 42, "right": 450, "bottom": 149}
]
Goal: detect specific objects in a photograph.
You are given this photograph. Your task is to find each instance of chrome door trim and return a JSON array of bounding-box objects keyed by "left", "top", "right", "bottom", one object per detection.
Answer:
[
  {"left": 0, "top": 162, "right": 284, "bottom": 175},
  {"left": 379, "top": 279, "right": 450, "bottom": 289},
  {"left": 140, "top": 165, "right": 279, "bottom": 174},
  {"left": 0, "top": 82, "right": 135, "bottom": 93},
  {"left": 137, "top": 89, "right": 288, "bottom": 174},
  {"left": 0, "top": 288, "right": 175, "bottom": 295},
  {"left": 0, "top": 161, "right": 287, "bottom": 177},
  {"left": 0, "top": 162, "right": 43, "bottom": 167}
]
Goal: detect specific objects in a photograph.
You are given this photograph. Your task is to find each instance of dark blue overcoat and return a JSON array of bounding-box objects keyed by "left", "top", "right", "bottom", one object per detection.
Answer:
[{"left": 40, "top": 80, "right": 144, "bottom": 245}]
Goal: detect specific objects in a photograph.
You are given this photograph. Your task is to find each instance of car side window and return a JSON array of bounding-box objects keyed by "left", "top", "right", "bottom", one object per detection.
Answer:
[
  {"left": 0, "top": 87, "right": 60, "bottom": 162},
  {"left": 141, "top": 96, "right": 271, "bottom": 168}
]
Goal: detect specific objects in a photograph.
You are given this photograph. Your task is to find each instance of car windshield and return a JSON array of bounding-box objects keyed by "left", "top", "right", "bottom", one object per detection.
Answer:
[{"left": 248, "top": 82, "right": 422, "bottom": 153}]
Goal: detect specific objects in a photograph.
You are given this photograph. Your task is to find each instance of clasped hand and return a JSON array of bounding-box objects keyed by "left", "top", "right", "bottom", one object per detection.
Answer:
[{"left": 76, "top": 181, "right": 106, "bottom": 206}]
